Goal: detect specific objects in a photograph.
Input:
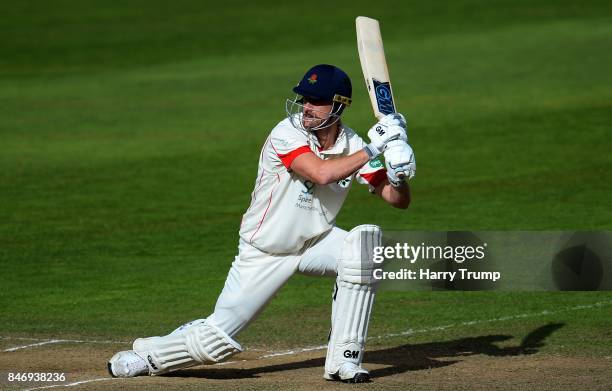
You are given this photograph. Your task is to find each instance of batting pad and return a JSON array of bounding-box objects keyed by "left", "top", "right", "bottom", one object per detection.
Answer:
[
  {"left": 325, "top": 281, "right": 376, "bottom": 374},
  {"left": 326, "top": 224, "right": 381, "bottom": 376},
  {"left": 133, "top": 319, "right": 243, "bottom": 374},
  {"left": 338, "top": 224, "right": 382, "bottom": 284}
]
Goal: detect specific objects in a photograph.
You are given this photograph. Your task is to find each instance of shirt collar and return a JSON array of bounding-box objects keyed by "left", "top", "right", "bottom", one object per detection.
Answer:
[{"left": 317, "top": 125, "right": 349, "bottom": 156}]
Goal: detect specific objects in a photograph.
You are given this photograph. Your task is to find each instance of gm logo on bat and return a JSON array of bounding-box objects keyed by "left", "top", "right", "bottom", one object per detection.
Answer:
[{"left": 373, "top": 79, "right": 395, "bottom": 115}]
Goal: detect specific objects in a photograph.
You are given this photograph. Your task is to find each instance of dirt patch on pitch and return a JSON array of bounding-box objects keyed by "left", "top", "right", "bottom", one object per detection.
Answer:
[{"left": 1, "top": 340, "right": 611, "bottom": 390}]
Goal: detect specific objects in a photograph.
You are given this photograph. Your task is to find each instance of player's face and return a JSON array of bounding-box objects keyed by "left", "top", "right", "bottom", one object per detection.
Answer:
[{"left": 301, "top": 97, "right": 334, "bottom": 129}]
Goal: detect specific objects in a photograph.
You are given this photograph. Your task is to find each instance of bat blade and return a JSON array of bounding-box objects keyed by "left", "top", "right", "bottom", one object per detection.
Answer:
[
  {"left": 357, "top": 16, "right": 407, "bottom": 179},
  {"left": 356, "top": 16, "right": 396, "bottom": 120}
]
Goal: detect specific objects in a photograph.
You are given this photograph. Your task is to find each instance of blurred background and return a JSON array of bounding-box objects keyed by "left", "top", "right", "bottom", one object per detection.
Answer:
[{"left": 1, "top": 0, "right": 611, "bottom": 353}]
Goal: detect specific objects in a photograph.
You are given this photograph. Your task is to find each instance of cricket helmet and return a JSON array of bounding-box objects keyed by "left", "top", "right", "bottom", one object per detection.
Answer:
[
  {"left": 292, "top": 64, "right": 352, "bottom": 108},
  {"left": 286, "top": 64, "right": 352, "bottom": 131}
]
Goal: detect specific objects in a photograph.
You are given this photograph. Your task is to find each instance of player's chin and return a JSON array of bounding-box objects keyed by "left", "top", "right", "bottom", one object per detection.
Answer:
[{"left": 303, "top": 117, "right": 324, "bottom": 129}]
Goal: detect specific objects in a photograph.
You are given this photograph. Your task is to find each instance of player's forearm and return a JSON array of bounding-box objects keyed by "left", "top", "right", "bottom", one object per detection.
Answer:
[
  {"left": 291, "top": 149, "right": 372, "bottom": 185},
  {"left": 378, "top": 181, "right": 411, "bottom": 209},
  {"left": 312, "top": 150, "right": 370, "bottom": 185}
]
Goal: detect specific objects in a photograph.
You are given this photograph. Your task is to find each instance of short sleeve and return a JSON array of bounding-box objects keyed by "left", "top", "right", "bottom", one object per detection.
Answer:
[
  {"left": 269, "top": 122, "right": 313, "bottom": 169},
  {"left": 343, "top": 126, "right": 387, "bottom": 191},
  {"left": 356, "top": 157, "right": 387, "bottom": 190}
]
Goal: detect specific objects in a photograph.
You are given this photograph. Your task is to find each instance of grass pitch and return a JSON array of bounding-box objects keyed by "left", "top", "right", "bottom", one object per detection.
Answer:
[{"left": 1, "top": 1, "right": 612, "bottom": 387}]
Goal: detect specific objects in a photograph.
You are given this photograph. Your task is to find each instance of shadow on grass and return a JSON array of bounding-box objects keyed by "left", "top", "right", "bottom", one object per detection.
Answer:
[{"left": 167, "top": 322, "right": 564, "bottom": 380}]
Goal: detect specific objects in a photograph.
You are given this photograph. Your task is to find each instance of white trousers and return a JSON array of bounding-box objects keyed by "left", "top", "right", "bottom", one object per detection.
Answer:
[{"left": 206, "top": 227, "right": 348, "bottom": 337}]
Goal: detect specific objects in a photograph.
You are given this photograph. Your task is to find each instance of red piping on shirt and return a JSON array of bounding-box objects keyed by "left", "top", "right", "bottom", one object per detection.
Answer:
[
  {"left": 249, "top": 173, "right": 281, "bottom": 243},
  {"left": 360, "top": 169, "right": 387, "bottom": 188},
  {"left": 273, "top": 145, "right": 312, "bottom": 169}
]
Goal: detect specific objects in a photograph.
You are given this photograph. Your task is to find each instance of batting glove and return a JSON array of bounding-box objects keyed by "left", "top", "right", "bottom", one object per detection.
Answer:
[
  {"left": 384, "top": 140, "right": 416, "bottom": 186},
  {"left": 365, "top": 113, "right": 408, "bottom": 158}
]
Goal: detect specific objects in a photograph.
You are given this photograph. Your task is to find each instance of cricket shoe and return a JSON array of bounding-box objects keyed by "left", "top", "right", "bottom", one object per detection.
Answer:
[
  {"left": 107, "top": 350, "right": 149, "bottom": 378},
  {"left": 324, "top": 362, "right": 371, "bottom": 383}
]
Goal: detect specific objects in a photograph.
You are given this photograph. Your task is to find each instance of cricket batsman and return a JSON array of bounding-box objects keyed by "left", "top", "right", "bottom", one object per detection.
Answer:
[{"left": 107, "top": 64, "right": 415, "bottom": 383}]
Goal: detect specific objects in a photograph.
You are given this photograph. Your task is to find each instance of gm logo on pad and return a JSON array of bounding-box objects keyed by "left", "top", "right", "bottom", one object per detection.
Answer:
[
  {"left": 373, "top": 79, "right": 395, "bottom": 115},
  {"left": 343, "top": 350, "right": 360, "bottom": 359}
]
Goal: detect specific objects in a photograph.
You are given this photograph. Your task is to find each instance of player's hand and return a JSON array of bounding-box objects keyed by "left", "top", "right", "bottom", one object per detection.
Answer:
[
  {"left": 384, "top": 140, "right": 416, "bottom": 186},
  {"left": 367, "top": 113, "right": 408, "bottom": 154},
  {"left": 381, "top": 112, "right": 407, "bottom": 129}
]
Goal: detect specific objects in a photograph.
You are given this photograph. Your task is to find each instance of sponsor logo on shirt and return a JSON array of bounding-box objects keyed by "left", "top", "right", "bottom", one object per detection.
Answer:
[
  {"left": 369, "top": 158, "right": 383, "bottom": 169},
  {"left": 296, "top": 179, "right": 316, "bottom": 211},
  {"left": 337, "top": 176, "right": 351, "bottom": 188},
  {"left": 302, "top": 180, "right": 315, "bottom": 195}
]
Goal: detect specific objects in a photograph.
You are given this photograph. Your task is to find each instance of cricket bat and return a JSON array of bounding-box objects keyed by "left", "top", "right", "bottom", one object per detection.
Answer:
[
  {"left": 356, "top": 16, "right": 397, "bottom": 120},
  {"left": 357, "top": 16, "right": 408, "bottom": 179}
]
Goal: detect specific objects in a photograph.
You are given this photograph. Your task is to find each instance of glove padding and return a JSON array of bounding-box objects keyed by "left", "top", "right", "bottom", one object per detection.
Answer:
[
  {"left": 381, "top": 112, "right": 407, "bottom": 129},
  {"left": 384, "top": 140, "right": 416, "bottom": 186},
  {"left": 367, "top": 113, "right": 408, "bottom": 153}
]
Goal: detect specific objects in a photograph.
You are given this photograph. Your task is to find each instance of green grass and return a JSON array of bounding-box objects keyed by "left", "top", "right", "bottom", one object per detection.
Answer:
[{"left": 1, "top": 0, "right": 611, "bottom": 357}]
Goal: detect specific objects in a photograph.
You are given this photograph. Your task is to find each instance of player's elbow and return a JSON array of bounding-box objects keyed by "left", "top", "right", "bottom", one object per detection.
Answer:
[
  {"left": 391, "top": 193, "right": 411, "bottom": 209},
  {"left": 311, "top": 171, "right": 335, "bottom": 185},
  {"left": 395, "top": 197, "right": 411, "bottom": 209},
  {"left": 310, "top": 167, "right": 336, "bottom": 185}
]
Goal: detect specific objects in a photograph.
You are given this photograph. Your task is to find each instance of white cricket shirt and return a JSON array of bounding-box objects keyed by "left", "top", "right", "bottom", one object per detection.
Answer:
[{"left": 239, "top": 117, "right": 386, "bottom": 254}]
